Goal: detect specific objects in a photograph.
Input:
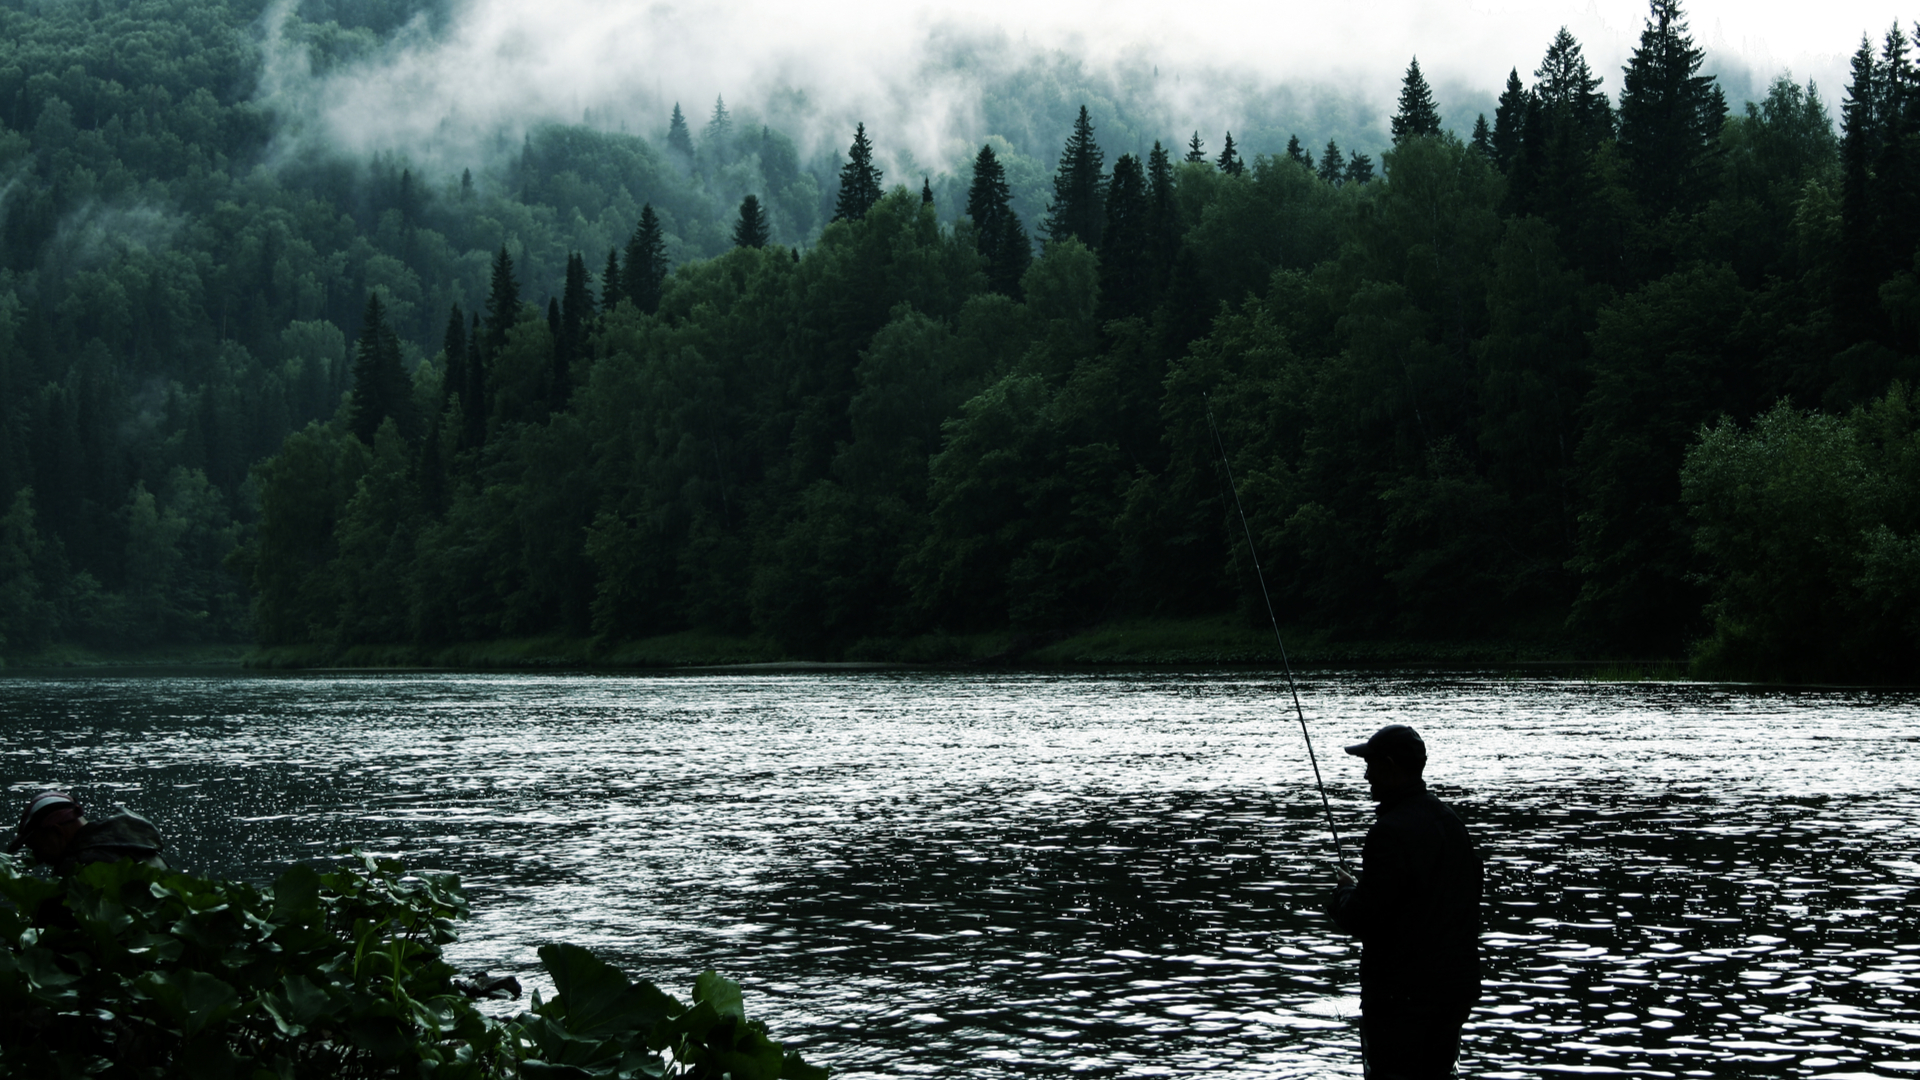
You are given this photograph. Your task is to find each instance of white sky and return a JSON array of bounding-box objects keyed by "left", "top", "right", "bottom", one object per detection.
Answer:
[{"left": 293, "top": 0, "right": 1907, "bottom": 168}]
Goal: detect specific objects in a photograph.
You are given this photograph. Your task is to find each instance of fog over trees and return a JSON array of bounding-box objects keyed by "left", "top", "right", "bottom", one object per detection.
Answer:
[{"left": 1, "top": 0, "right": 1916, "bottom": 680}]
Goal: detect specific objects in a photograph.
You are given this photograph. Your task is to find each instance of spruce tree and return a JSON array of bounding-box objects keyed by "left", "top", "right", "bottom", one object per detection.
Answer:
[
  {"left": 922, "top": 176, "right": 934, "bottom": 204},
  {"left": 1100, "top": 152, "right": 1151, "bottom": 317},
  {"left": 1536, "top": 27, "right": 1613, "bottom": 138},
  {"left": 1146, "top": 140, "right": 1178, "bottom": 297},
  {"left": 557, "top": 252, "right": 592, "bottom": 404},
  {"left": 464, "top": 313, "right": 485, "bottom": 448},
  {"left": 732, "top": 194, "right": 771, "bottom": 248},
  {"left": 1492, "top": 68, "right": 1529, "bottom": 171},
  {"left": 833, "top": 123, "right": 884, "bottom": 221},
  {"left": 968, "top": 144, "right": 1028, "bottom": 296},
  {"left": 1617, "top": 0, "right": 1723, "bottom": 218},
  {"left": 440, "top": 303, "right": 466, "bottom": 411},
  {"left": 1470, "top": 114, "right": 1493, "bottom": 157},
  {"left": 1391, "top": 57, "right": 1444, "bottom": 142},
  {"left": 1839, "top": 35, "right": 1889, "bottom": 334},
  {"left": 1216, "top": 132, "right": 1243, "bottom": 175},
  {"left": 1285, "top": 134, "right": 1310, "bottom": 167},
  {"left": 483, "top": 246, "right": 520, "bottom": 359},
  {"left": 1046, "top": 105, "right": 1106, "bottom": 248},
  {"left": 348, "top": 292, "right": 413, "bottom": 445},
  {"left": 1872, "top": 26, "right": 1918, "bottom": 282},
  {"left": 1185, "top": 131, "right": 1206, "bottom": 163},
  {"left": 625, "top": 204, "right": 669, "bottom": 314},
  {"left": 1345, "top": 151, "right": 1376, "bottom": 184},
  {"left": 1318, "top": 140, "right": 1344, "bottom": 184},
  {"left": 667, "top": 103, "right": 694, "bottom": 158},
  {"left": 600, "top": 248, "right": 623, "bottom": 313}
]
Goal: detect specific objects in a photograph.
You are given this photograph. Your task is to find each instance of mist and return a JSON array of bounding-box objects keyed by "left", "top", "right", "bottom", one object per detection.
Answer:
[{"left": 260, "top": 0, "right": 1887, "bottom": 189}]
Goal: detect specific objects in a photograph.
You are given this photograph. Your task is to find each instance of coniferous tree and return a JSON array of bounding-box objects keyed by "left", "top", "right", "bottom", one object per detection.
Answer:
[
  {"left": 557, "top": 252, "right": 592, "bottom": 405},
  {"left": 1470, "top": 114, "right": 1493, "bottom": 156},
  {"left": 600, "top": 248, "right": 623, "bottom": 313},
  {"left": 1617, "top": 0, "right": 1724, "bottom": 218},
  {"left": 1216, "top": 133, "right": 1244, "bottom": 175},
  {"left": 1285, "top": 134, "right": 1310, "bottom": 167},
  {"left": 967, "top": 144, "right": 1029, "bottom": 297},
  {"left": 1536, "top": 27, "right": 1613, "bottom": 137},
  {"left": 1838, "top": 36, "right": 1885, "bottom": 336},
  {"left": 921, "top": 177, "right": 934, "bottom": 204},
  {"left": 703, "top": 95, "right": 733, "bottom": 162},
  {"left": 667, "top": 103, "right": 694, "bottom": 158},
  {"left": 347, "top": 293, "right": 413, "bottom": 445},
  {"left": 1318, "top": 140, "right": 1344, "bottom": 184},
  {"left": 1872, "top": 27, "right": 1919, "bottom": 287},
  {"left": 1492, "top": 68, "right": 1529, "bottom": 171},
  {"left": 833, "top": 123, "right": 885, "bottom": 221},
  {"left": 1185, "top": 131, "right": 1206, "bottom": 163},
  {"left": 1346, "top": 152, "right": 1376, "bottom": 184},
  {"left": 464, "top": 313, "right": 485, "bottom": 448},
  {"left": 1391, "top": 57, "right": 1444, "bottom": 142},
  {"left": 440, "top": 304, "right": 466, "bottom": 411},
  {"left": 732, "top": 194, "right": 771, "bottom": 248},
  {"left": 483, "top": 246, "right": 520, "bottom": 359},
  {"left": 1046, "top": 105, "right": 1106, "bottom": 248},
  {"left": 1146, "top": 141, "right": 1179, "bottom": 296},
  {"left": 546, "top": 297, "right": 562, "bottom": 356},
  {"left": 625, "top": 205, "right": 669, "bottom": 314},
  {"left": 1101, "top": 153, "right": 1151, "bottom": 317}
]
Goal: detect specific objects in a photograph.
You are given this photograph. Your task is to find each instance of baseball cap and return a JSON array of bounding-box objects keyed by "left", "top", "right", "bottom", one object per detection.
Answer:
[{"left": 1343, "top": 724, "right": 1427, "bottom": 764}]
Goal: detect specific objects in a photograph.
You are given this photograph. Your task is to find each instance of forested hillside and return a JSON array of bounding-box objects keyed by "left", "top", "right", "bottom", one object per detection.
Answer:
[{"left": 3, "top": 0, "right": 1918, "bottom": 680}]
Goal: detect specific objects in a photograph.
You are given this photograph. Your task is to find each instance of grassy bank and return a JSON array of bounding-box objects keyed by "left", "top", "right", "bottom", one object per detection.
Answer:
[
  {"left": 0, "top": 643, "right": 251, "bottom": 669},
  {"left": 231, "top": 616, "right": 1657, "bottom": 672}
]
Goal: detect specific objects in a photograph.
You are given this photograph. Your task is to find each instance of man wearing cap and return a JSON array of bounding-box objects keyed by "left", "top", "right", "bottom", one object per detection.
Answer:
[
  {"left": 1327, "top": 724, "right": 1482, "bottom": 1080},
  {"left": 7, "top": 791, "right": 168, "bottom": 876}
]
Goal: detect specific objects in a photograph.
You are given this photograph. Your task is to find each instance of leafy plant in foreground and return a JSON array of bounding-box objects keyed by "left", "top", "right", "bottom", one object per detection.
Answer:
[{"left": 0, "top": 852, "right": 825, "bottom": 1079}]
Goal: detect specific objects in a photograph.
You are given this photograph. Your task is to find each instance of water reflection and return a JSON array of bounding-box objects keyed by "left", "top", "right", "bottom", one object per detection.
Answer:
[{"left": 1, "top": 671, "right": 1916, "bottom": 1077}]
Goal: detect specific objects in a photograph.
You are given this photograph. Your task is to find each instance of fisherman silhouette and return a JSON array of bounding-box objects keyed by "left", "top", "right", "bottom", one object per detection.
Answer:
[{"left": 1327, "top": 724, "right": 1482, "bottom": 1079}]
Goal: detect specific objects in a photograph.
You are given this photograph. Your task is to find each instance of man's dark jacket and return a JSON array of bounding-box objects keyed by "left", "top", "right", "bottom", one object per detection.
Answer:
[
  {"left": 1328, "top": 782, "right": 1482, "bottom": 1011},
  {"left": 53, "top": 808, "right": 168, "bottom": 877}
]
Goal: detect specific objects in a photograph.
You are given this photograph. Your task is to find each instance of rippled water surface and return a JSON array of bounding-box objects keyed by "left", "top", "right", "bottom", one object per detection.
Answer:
[{"left": 2, "top": 670, "right": 1917, "bottom": 1077}]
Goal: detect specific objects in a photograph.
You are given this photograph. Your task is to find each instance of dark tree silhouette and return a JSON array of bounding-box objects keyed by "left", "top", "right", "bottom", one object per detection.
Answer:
[
  {"left": 1286, "top": 134, "right": 1311, "bottom": 166},
  {"left": 1346, "top": 152, "right": 1376, "bottom": 184},
  {"left": 834, "top": 123, "right": 885, "bottom": 221},
  {"left": 348, "top": 292, "right": 413, "bottom": 444},
  {"left": 625, "top": 205, "right": 669, "bottom": 314},
  {"left": 1046, "top": 105, "right": 1106, "bottom": 248},
  {"left": 1392, "top": 57, "right": 1444, "bottom": 142},
  {"left": 1186, "top": 131, "right": 1207, "bottom": 162},
  {"left": 1492, "top": 68, "right": 1529, "bottom": 171},
  {"left": 732, "top": 194, "right": 771, "bottom": 248},
  {"left": 600, "top": 248, "right": 623, "bottom": 313},
  {"left": 483, "top": 246, "right": 520, "bottom": 359},
  {"left": 1618, "top": 0, "right": 1724, "bottom": 217},
  {"left": 967, "top": 144, "right": 1029, "bottom": 297},
  {"left": 1216, "top": 132, "right": 1243, "bottom": 175},
  {"left": 666, "top": 103, "right": 694, "bottom": 158},
  {"left": 1470, "top": 114, "right": 1494, "bottom": 156},
  {"left": 1318, "top": 140, "right": 1344, "bottom": 184}
]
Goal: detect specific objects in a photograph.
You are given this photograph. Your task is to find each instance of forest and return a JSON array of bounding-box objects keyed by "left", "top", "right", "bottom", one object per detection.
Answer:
[{"left": 1, "top": 0, "right": 1917, "bottom": 681}]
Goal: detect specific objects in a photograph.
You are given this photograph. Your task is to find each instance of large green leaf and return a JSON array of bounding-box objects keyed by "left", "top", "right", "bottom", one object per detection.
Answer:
[
  {"left": 691, "top": 969, "right": 745, "bottom": 1020},
  {"left": 539, "top": 943, "right": 679, "bottom": 1039}
]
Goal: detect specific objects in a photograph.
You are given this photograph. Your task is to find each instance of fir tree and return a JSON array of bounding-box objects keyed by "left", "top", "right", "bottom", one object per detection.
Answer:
[
  {"left": 1216, "top": 132, "right": 1243, "bottom": 175},
  {"left": 483, "top": 246, "right": 520, "bottom": 359},
  {"left": 1285, "top": 134, "right": 1310, "bottom": 167},
  {"left": 347, "top": 292, "right": 413, "bottom": 445},
  {"left": 1492, "top": 68, "right": 1529, "bottom": 171},
  {"left": 440, "top": 303, "right": 466, "bottom": 411},
  {"left": 1470, "top": 113, "right": 1493, "bottom": 157},
  {"left": 1318, "top": 140, "right": 1344, "bottom": 184},
  {"left": 833, "top": 123, "right": 885, "bottom": 221},
  {"left": 1046, "top": 105, "right": 1106, "bottom": 248},
  {"left": 732, "top": 194, "right": 771, "bottom": 248},
  {"left": 557, "top": 252, "right": 593, "bottom": 405},
  {"left": 1101, "top": 152, "right": 1151, "bottom": 317},
  {"left": 625, "top": 204, "right": 669, "bottom": 314},
  {"left": 1146, "top": 140, "right": 1179, "bottom": 296},
  {"left": 967, "top": 144, "right": 1029, "bottom": 297},
  {"left": 1391, "top": 57, "right": 1443, "bottom": 142},
  {"left": 922, "top": 176, "right": 934, "bottom": 204},
  {"left": 1536, "top": 27, "right": 1613, "bottom": 139},
  {"left": 1185, "top": 131, "right": 1206, "bottom": 163},
  {"left": 464, "top": 313, "right": 485, "bottom": 448},
  {"left": 1839, "top": 35, "right": 1888, "bottom": 334},
  {"left": 600, "top": 248, "right": 623, "bottom": 313},
  {"left": 667, "top": 103, "right": 694, "bottom": 158},
  {"left": 1346, "top": 151, "right": 1376, "bottom": 184},
  {"left": 1618, "top": 0, "right": 1723, "bottom": 218}
]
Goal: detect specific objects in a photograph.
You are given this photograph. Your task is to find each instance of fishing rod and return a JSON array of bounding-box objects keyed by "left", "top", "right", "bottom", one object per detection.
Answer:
[{"left": 1203, "top": 394, "right": 1347, "bottom": 872}]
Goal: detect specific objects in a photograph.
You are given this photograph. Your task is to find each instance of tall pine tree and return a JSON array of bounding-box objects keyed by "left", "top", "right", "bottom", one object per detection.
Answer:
[
  {"left": 557, "top": 252, "right": 593, "bottom": 405},
  {"left": 1492, "top": 68, "right": 1529, "bottom": 172},
  {"left": 1185, "top": 131, "right": 1206, "bottom": 163},
  {"left": 600, "top": 248, "right": 623, "bottom": 314},
  {"left": 1101, "top": 153, "right": 1151, "bottom": 317},
  {"left": 1838, "top": 35, "right": 1885, "bottom": 336},
  {"left": 1216, "top": 133, "right": 1243, "bottom": 175},
  {"left": 1318, "top": 140, "right": 1344, "bottom": 184},
  {"left": 1046, "top": 105, "right": 1106, "bottom": 248},
  {"left": 834, "top": 123, "right": 885, "bottom": 221},
  {"left": 483, "top": 246, "right": 520, "bottom": 359},
  {"left": 625, "top": 205, "right": 669, "bottom": 314},
  {"left": 1391, "top": 57, "right": 1443, "bottom": 142},
  {"left": 967, "top": 144, "right": 1030, "bottom": 297},
  {"left": 348, "top": 292, "right": 413, "bottom": 445},
  {"left": 440, "top": 304, "right": 466, "bottom": 413},
  {"left": 1285, "top": 134, "right": 1310, "bottom": 167},
  {"left": 732, "top": 194, "right": 771, "bottom": 248},
  {"left": 1617, "top": 0, "right": 1724, "bottom": 218},
  {"left": 667, "top": 103, "right": 694, "bottom": 158}
]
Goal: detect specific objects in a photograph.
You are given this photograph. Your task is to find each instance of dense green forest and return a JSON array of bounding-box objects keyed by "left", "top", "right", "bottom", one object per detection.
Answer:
[{"left": 1, "top": 0, "right": 1917, "bottom": 680}]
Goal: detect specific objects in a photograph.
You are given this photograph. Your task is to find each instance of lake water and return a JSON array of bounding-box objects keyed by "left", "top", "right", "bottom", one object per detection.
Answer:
[{"left": 1, "top": 670, "right": 1917, "bottom": 1078}]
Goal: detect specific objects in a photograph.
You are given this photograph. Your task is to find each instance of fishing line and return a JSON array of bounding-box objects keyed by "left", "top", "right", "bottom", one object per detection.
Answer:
[{"left": 1203, "top": 394, "right": 1346, "bottom": 871}]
